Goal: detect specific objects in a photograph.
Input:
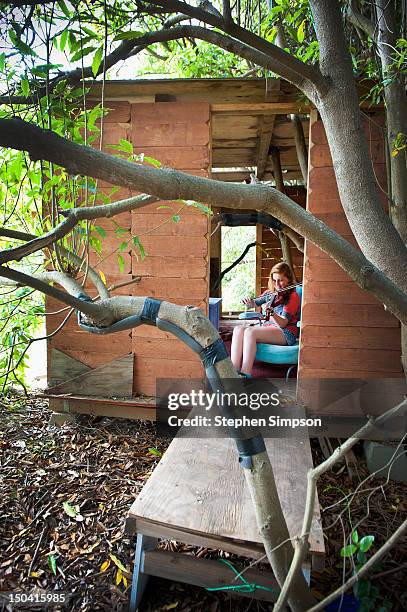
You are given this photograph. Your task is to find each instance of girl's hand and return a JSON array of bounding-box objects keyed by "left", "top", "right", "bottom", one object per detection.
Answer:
[{"left": 242, "top": 297, "right": 254, "bottom": 307}]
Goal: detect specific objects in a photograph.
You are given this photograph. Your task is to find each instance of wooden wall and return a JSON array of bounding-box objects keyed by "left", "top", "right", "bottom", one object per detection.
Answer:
[
  {"left": 130, "top": 102, "right": 210, "bottom": 395},
  {"left": 47, "top": 101, "right": 210, "bottom": 397},
  {"left": 299, "top": 113, "right": 403, "bottom": 379},
  {"left": 257, "top": 187, "right": 306, "bottom": 295}
]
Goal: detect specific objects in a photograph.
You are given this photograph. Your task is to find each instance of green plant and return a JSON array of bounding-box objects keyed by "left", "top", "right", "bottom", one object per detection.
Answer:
[{"left": 340, "top": 531, "right": 392, "bottom": 612}]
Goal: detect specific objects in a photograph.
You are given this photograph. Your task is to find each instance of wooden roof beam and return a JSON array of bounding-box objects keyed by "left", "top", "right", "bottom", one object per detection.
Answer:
[
  {"left": 256, "top": 79, "right": 280, "bottom": 180},
  {"left": 211, "top": 102, "right": 312, "bottom": 115},
  {"left": 256, "top": 114, "right": 277, "bottom": 179}
]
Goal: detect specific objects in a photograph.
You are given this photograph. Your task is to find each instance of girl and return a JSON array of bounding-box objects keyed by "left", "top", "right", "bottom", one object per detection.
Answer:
[{"left": 231, "top": 262, "right": 300, "bottom": 376}]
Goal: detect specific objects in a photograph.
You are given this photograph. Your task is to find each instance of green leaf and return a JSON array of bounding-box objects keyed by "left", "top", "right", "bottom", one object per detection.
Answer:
[
  {"left": 297, "top": 19, "right": 306, "bottom": 43},
  {"left": 94, "top": 225, "right": 106, "bottom": 239},
  {"left": 113, "top": 31, "right": 143, "bottom": 41},
  {"left": 143, "top": 155, "right": 161, "bottom": 168},
  {"left": 351, "top": 530, "right": 359, "bottom": 544},
  {"left": 63, "top": 501, "right": 78, "bottom": 518},
  {"left": 119, "top": 241, "right": 128, "bottom": 252},
  {"left": 0, "top": 53, "right": 5, "bottom": 72},
  {"left": 21, "top": 78, "right": 30, "bottom": 97},
  {"left": 90, "top": 236, "right": 102, "bottom": 255},
  {"left": 148, "top": 447, "right": 162, "bottom": 457},
  {"left": 172, "top": 215, "right": 181, "bottom": 223},
  {"left": 70, "top": 46, "right": 96, "bottom": 62},
  {"left": 92, "top": 47, "right": 104, "bottom": 77},
  {"left": 9, "top": 30, "right": 37, "bottom": 57},
  {"left": 48, "top": 554, "right": 57, "bottom": 576},
  {"left": 57, "top": 0, "right": 71, "bottom": 19},
  {"left": 132, "top": 236, "right": 145, "bottom": 260},
  {"left": 117, "top": 254, "right": 125, "bottom": 273},
  {"left": 340, "top": 544, "right": 357, "bottom": 558},
  {"left": 359, "top": 535, "right": 374, "bottom": 553},
  {"left": 59, "top": 30, "right": 69, "bottom": 52},
  {"left": 183, "top": 199, "right": 212, "bottom": 215}
]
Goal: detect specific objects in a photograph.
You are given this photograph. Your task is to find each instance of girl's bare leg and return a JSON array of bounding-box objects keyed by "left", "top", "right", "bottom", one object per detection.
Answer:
[
  {"left": 230, "top": 325, "right": 246, "bottom": 370},
  {"left": 241, "top": 326, "right": 287, "bottom": 375}
]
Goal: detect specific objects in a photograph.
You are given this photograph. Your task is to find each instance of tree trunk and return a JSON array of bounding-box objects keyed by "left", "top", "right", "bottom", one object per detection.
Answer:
[
  {"left": 310, "top": 0, "right": 407, "bottom": 293},
  {"left": 375, "top": 0, "right": 407, "bottom": 245}
]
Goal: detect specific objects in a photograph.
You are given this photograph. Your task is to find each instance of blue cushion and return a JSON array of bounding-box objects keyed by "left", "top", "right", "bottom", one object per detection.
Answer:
[
  {"left": 256, "top": 343, "right": 299, "bottom": 364},
  {"left": 255, "top": 285, "right": 302, "bottom": 365}
]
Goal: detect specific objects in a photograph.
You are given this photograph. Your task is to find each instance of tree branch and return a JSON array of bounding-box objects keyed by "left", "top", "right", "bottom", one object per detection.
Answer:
[
  {"left": 0, "top": 266, "right": 103, "bottom": 318},
  {"left": 275, "top": 397, "right": 407, "bottom": 611},
  {"left": 0, "top": 228, "right": 110, "bottom": 300},
  {"left": 0, "top": 193, "right": 157, "bottom": 264},
  {"left": 142, "top": 0, "right": 328, "bottom": 97},
  {"left": 346, "top": 1, "right": 375, "bottom": 39},
  {"left": 0, "top": 117, "right": 406, "bottom": 324}
]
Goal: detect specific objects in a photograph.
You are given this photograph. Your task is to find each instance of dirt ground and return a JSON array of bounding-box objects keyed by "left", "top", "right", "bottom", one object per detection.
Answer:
[{"left": 0, "top": 393, "right": 406, "bottom": 611}]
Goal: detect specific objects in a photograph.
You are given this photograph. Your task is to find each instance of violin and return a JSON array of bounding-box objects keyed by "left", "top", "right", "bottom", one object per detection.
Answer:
[{"left": 264, "top": 283, "right": 302, "bottom": 319}]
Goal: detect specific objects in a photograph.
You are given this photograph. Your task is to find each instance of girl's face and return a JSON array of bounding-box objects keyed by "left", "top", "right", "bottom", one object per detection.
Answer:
[{"left": 273, "top": 273, "right": 289, "bottom": 291}]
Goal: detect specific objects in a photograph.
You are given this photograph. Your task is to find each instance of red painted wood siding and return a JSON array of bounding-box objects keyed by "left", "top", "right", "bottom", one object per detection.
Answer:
[{"left": 299, "top": 114, "right": 402, "bottom": 379}]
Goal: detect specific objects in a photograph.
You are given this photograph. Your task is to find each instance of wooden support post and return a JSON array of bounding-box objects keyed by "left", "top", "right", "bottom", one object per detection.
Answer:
[
  {"left": 129, "top": 534, "right": 158, "bottom": 612},
  {"left": 291, "top": 114, "right": 309, "bottom": 186},
  {"left": 270, "top": 147, "right": 285, "bottom": 193}
]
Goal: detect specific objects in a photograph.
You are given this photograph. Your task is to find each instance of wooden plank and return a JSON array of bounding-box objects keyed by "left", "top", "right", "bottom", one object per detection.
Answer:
[
  {"left": 311, "top": 119, "right": 384, "bottom": 145},
  {"left": 136, "top": 236, "right": 207, "bottom": 258},
  {"left": 127, "top": 436, "right": 324, "bottom": 557},
  {"left": 301, "top": 326, "right": 401, "bottom": 350},
  {"left": 132, "top": 123, "right": 209, "bottom": 147},
  {"left": 211, "top": 102, "right": 313, "bottom": 114},
  {"left": 89, "top": 101, "right": 131, "bottom": 123},
  {"left": 49, "top": 349, "right": 90, "bottom": 387},
  {"left": 301, "top": 303, "right": 399, "bottom": 327},
  {"left": 300, "top": 347, "right": 402, "bottom": 373},
  {"left": 135, "top": 278, "right": 207, "bottom": 300},
  {"left": 302, "top": 280, "right": 380, "bottom": 305},
  {"left": 132, "top": 102, "right": 210, "bottom": 124},
  {"left": 311, "top": 141, "right": 385, "bottom": 168},
  {"left": 132, "top": 338, "right": 201, "bottom": 362},
  {"left": 49, "top": 329, "right": 132, "bottom": 354},
  {"left": 299, "top": 366, "right": 404, "bottom": 379},
  {"left": 134, "top": 357, "right": 204, "bottom": 380},
  {"left": 132, "top": 146, "right": 209, "bottom": 170},
  {"left": 56, "top": 349, "right": 131, "bottom": 369},
  {"left": 143, "top": 550, "right": 278, "bottom": 602},
  {"left": 47, "top": 354, "right": 134, "bottom": 397},
  {"left": 134, "top": 256, "right": 207, "bottom": 279},
  {"left": 49, "top": 396, "right": 156, "bottom": 421},
  {"left": 131, "top": 212, "right": 209, "bottom": 237},
  {"left": 308, "top": 166, "right": 387, "bottom": 199}
]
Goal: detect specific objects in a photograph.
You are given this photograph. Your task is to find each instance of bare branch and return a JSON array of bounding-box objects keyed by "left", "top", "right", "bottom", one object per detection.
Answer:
[
  {"left": 275, "top": 398, "right": 407, "bottom": 610},
  {"left": 0, "top": 117, "right": 406, "bottom": 324},
  {"left": 0, "top": 193, "right": 157, "bottom": 264}
]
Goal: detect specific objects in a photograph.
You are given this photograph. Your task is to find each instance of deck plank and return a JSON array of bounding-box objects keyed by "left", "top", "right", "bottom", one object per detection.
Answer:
[{"left": 127, "top": 435, "right": 324, "bottom": 559}]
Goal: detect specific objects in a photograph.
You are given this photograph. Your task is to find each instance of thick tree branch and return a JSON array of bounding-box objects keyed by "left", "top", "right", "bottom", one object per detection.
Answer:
[
  {"left": 142, "top": 0, "right": 328, "bottom": 98},
  {"left": 0, "top": 266, "right": 103, "bottom": 318},
  {"left": 0, "top": 117, "right": 406, "bottom": 324}
]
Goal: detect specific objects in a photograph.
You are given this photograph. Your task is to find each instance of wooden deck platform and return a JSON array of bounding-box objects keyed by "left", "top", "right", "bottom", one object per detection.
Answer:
[{"left": 126, "top": 434, "right": 325, "bottom": 607}]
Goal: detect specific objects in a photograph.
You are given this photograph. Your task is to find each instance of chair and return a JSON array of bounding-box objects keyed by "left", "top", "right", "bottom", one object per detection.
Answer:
[
  {"left": 256, "top": 285, "right": 302, "bottom": 379},
  {"left": 239, "top": 286, "right": 302, "bottom": 380}
]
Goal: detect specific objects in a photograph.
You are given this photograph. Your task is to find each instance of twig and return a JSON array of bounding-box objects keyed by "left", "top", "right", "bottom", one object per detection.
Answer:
[{"left": 27, "top": 525, "right": 46, "bottom": 577}]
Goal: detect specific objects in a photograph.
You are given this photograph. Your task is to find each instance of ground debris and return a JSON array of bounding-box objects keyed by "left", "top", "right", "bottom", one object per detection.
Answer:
[{"left": 1, "top": 395, "right": 406, "bottom": 611}]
